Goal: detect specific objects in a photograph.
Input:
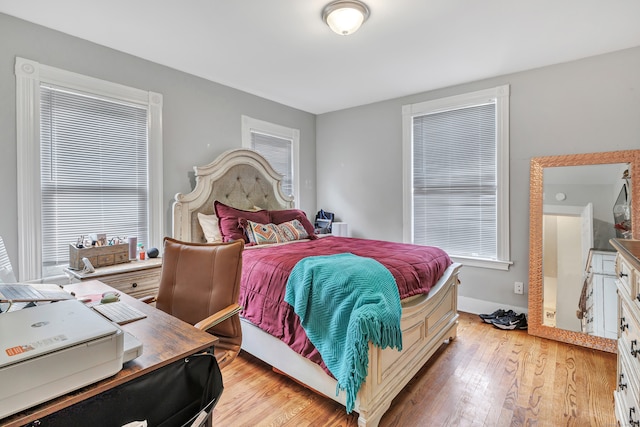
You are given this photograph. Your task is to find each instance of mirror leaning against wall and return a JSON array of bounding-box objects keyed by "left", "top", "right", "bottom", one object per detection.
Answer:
[{"left": 528, "top": 150, "right": 640, "bottom": 352}]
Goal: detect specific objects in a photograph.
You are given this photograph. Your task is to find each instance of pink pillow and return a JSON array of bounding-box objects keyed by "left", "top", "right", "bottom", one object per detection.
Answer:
[
  {"left": 269, "top": 209, "right": 317, "bottom": 239},
  {"left": 214, "top": 201, "right": 270, "bottom": 242}
]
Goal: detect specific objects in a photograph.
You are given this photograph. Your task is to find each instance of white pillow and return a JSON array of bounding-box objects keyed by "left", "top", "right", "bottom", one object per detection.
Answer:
[{"left": 197, "top": 212, "right": 222, "bottom": 243}]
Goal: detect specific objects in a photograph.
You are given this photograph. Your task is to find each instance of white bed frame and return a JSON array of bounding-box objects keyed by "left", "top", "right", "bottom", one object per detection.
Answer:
[{"left": 172, "top": 148, "right": 462, "bottom": 427}]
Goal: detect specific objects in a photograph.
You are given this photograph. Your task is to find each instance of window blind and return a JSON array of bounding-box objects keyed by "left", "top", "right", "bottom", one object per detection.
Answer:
[
  {"left": 40, "top": 85, "right": 149, "bottom": 267},
  {"left": 250, "top": 132, "right": 294, "bottom": 198},
  {"left": 412, "top": 102, "right": 497, "bottom": 259}
]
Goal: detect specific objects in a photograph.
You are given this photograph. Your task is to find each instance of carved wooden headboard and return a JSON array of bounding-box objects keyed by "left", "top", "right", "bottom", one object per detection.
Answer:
[{"left": 172, "top": 149, "right": 294, "bottom": 243}]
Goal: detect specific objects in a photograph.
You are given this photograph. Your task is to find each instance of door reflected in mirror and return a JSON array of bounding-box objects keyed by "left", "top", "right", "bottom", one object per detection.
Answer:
[{"left": 529, "top": 150, "right": 640, "bottom": 352}]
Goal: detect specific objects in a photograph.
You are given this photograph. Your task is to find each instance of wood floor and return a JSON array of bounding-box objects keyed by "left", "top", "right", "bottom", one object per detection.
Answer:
[{"left": 213, "top": 312, "right": 618, "bottom": 427}]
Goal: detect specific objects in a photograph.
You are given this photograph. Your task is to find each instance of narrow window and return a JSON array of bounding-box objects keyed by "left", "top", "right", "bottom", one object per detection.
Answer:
[{"left": 242, "top": 116, "right": 299, "bottom": 204}]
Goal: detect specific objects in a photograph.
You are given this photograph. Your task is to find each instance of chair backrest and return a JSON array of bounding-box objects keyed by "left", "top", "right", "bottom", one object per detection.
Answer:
[{"left": 157, "top": 237, "right": 244, "bottom": 368}]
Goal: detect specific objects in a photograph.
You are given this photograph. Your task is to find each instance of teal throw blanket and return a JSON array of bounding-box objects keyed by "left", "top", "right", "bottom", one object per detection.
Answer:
[{"left": 284, "top": 253, "right": 402, "bottom": 413}]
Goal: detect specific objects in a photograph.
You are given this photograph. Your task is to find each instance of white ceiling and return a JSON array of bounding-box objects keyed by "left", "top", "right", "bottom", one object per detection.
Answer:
[{"left": 2, "top": 0, "right": 640, "bottom": 114}]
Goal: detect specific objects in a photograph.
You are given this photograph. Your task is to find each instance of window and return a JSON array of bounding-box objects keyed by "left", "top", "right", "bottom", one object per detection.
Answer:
[
  {"left": 15, "top": 57, "right": 163, "bottom": 280},
  {"left": 241, "top": 116, "right": 299, "bottom": 205},
  {"left": 402, "top": 85, "right": 511, "bottom": 270}
]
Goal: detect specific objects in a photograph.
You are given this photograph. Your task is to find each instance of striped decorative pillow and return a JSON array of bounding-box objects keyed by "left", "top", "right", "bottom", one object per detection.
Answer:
[
  {"left": 278, "top": 219, "right": 309, "bottom": 242},
  {"left": 245, "top": 219, "right": 309, "bottom": 245},
  {"left": 245, "top": 221, "right": 283, "bottom": 245}
]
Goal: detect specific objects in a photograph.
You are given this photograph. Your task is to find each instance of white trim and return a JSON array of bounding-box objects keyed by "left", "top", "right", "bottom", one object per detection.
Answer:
[
  {"left": 495, "top": 85, "right": 510, "bottom": 264},
  {"left": 402, "top": 84, "right": 511, "bottom": 269},
  {"left": 241, "top": 115, "right": 300, "bottom": 207},
  {"left": 450, "top": 256, "right": 513, "bottom": 271},
  {"left": 15, "top": 58, "right": 42, "bottom": 281},
  {"left": 147, "top": 93, "right": 164, "bottom": 253},
  {"left": 15, "top": 57, "right": 163, "bottom": 280},
  {"left": 401, "top": 106, "right": 413, "bottom": 244},
  {"left": 458, "top": 295, "right": 528, "bottom": 316}
]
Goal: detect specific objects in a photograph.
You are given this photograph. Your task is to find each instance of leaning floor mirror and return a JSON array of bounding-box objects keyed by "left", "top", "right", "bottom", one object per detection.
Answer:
[{"left": 528, "top": 150, "right": 640, "bottom": 352}]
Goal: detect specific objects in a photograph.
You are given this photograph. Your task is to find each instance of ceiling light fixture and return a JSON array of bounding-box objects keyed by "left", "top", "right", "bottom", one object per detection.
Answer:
[{"left": 322, "top": 0, "right": 370, "bottom": 36}]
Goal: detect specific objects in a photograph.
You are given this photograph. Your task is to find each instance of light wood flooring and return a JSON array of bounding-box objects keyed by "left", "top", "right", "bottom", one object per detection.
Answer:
[{"left": 213, "top": 312, "right": 618, "bottom": 427}]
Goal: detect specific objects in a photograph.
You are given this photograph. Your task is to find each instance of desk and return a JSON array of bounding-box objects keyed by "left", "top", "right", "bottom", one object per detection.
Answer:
[{"left": 0, "top": 280, "right": 217, "bottom": 427}]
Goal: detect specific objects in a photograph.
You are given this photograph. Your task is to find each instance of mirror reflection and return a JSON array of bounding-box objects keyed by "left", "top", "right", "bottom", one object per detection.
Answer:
[
  {"left": 529, "top": 150, "right": 639, "bottom": 352},
  {"left": 542, "top": 163, "right": 629, "bottom": 339}
]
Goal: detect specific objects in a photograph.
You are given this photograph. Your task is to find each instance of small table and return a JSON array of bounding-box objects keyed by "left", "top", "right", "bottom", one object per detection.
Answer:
[{"left": 0, "top": 280, "right": 217, "bottom": 427}]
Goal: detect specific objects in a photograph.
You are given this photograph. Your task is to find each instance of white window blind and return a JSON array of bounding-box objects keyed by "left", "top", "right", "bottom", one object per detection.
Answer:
[
  {"left": 40, "top": 85, "right": 149, "bottom": 268},
  {"left": 250, "top": 131, "right": 294, "bottom": 198},
  {"left": 412, "top": 103, "right": 497, "bottom": 259}
]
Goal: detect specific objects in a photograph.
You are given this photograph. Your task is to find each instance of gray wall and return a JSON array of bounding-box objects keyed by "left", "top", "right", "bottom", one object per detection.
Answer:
[
  {"left": 0, "top": 13, "right": 316, "bottom": 278},
  {"left": 316, "top": 47, "right": 640, "bottom": 310},
  {"left": 2, "top": 12, "right": 640, "bottom": 311}
]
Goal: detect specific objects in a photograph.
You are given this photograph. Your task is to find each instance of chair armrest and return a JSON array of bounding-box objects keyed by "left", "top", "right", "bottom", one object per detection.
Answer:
[
  {"left": 138, "top": 295, "right": 157, "bottom": 304},
  {"left": 194, "top": 303, "right": 242, "bottom": 331}
]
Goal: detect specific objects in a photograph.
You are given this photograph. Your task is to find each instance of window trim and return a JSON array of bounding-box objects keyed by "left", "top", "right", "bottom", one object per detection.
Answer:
[
  {"left": 15, "top": 57, "right": 163, "bottom": 280},
  {"left": 241, "top": 115, "right": 300, "bottom": 207},
  {"left": 402, "top": 85, "right": 511, "bottom": 270}
]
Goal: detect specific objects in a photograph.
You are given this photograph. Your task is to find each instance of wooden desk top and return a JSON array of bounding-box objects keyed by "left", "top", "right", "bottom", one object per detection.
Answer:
[{"left": 1, "top": 280, "right": 217, "bottom": 427}]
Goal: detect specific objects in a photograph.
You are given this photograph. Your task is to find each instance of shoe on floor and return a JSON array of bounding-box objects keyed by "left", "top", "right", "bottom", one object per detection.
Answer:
[
  {"left": 492, "top": 313, "right": 528, "bottom": 330},
  {"left": 479, "top": 309, "right": 515, "bottom": 324}
]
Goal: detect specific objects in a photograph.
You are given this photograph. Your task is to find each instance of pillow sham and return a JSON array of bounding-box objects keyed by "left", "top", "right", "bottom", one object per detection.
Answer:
[
  {"left": 245, "top": 219, "right": 309, "bottom": 245},
  {"left": 197, "top": 212, "right": 222, "bottom": 243},
  {"left": 214, "top": 201, "right": 270, "bottom": 242}
]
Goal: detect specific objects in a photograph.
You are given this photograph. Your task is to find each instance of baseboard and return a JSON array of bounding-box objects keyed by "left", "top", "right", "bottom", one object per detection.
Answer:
[{"left": 458, "top": 296, "right": 528, "bottom": 316}]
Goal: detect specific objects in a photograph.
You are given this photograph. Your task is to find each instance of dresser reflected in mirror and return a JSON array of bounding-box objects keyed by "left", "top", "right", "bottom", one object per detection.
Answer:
[{"left": 528, "top": 150, "right": 640, "bottom": 352}]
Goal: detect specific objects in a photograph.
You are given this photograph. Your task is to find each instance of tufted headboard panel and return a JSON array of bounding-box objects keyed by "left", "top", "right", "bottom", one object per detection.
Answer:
[{"left": 172, "top": 149, "right": 294, "bottom": 243}]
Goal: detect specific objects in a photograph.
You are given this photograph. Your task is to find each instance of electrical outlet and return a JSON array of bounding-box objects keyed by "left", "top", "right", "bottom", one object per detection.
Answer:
[{"left": 514, "top": 281, "right": 524, "bottom": 294}]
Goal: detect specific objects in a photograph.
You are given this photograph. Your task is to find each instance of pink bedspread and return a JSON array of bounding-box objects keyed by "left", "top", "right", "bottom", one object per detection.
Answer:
[{"left": 239, "top": 236, "right": 452, "bottom": 372}]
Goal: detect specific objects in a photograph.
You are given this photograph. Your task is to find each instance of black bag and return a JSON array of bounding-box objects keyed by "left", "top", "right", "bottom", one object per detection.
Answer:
[
  {"left": 315, "top": 209, "right": 335, "bottom": 234},
  {"left": 28, "top": 353, "right": 223, "bottom": 427}
]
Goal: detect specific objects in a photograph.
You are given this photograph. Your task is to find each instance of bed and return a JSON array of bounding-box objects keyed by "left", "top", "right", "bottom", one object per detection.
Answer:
[{"left": 172, "top": 148, "right": 462, "bottom": 427}]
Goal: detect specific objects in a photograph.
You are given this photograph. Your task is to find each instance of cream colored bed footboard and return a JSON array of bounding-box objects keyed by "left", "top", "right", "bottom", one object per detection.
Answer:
[{"left": 240, "top": 262, "right": 462, "bottom": 427}]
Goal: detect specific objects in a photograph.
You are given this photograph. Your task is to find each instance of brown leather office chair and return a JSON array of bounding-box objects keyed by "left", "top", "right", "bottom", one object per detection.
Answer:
[{"left": 155, "top": 237, "right": 244, "bottom": 369}]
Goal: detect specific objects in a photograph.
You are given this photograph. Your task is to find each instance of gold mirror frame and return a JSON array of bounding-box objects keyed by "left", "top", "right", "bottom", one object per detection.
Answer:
[{"left": 529, "top": 149, "right": 640, "bottom": 352}]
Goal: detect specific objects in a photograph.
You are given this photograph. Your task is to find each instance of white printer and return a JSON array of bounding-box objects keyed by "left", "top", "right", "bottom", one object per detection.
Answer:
[{"left": 0, "top": 299, "right": 141, "bottom": 418}]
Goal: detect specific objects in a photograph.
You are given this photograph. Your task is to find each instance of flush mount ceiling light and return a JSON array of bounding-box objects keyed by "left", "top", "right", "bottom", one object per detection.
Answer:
[{"left": 322, "top": 0, "right": 370, "bottom": 36}]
